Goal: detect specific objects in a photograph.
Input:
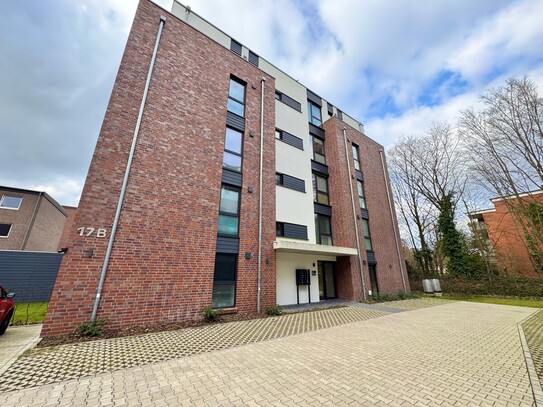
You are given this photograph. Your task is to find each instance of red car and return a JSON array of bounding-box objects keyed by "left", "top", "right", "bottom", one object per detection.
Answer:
[{"left": 0, "top": 285, "right": 15, "bottom": 335}]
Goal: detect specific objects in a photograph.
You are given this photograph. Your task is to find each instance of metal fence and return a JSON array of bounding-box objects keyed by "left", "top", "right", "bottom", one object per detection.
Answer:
[{"left": 0, "top": 250, "right": 63, "bottom": 302}]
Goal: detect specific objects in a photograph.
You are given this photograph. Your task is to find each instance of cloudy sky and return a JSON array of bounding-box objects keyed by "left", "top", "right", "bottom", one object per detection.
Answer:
[{"left": 1, "top": 0, "right": 542, "bottom": 206}]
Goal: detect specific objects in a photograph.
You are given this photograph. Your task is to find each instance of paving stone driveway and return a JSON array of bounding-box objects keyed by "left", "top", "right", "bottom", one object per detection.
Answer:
[{"left": 0, "top": 301, "right": 538, "bottom": 406}]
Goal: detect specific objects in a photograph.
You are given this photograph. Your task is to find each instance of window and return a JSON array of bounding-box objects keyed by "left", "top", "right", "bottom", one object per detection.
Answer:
[
  {"left": 223, "top": 127, "right": 243, "bottom": 172},
  {"left": 218, "top": 186, "right": 240, "bottom": 236},
  {"left": 0, "top": 195, "right": 22, "bottom": 210},
  {"left": 362, "top": 219, "right": 373, "bottom": 251},
  {"left": 313, "top": 174, "right": 329, "bottom": 205},
  {"left": 311, "top": 135, "right": 326, "bottom": 165},
  {"left": 315, "top": 214, "right": 332, "bottom": 245},
  {"left": 276, "top": 222, "right": 284, "bottom": 237},
  {"left": 227, "top": 78, "right": 246, "bottom": 117},
  {"left": 352, "top": 144, "right": 361, "bottom": 171},
  {"left": 275, "top": 128, "right": 304, "bottom": 150},
  {"left": 212, "top": 254, "right": 237, "bottom": 308},
  {"left": 275, "top": 129, "right": 281, "bottom": 139},
  {"left": 0, "top": 223, "right": 12, "bottom": 238},
  {"left": 275, "top": 173, "right": 283, "bottom": 185},
  {"left": 357, "top": 180, "right": 367, "bottom": 209},
  {"left": 307, "top": 100, "right": 322, "bottom": 126}
]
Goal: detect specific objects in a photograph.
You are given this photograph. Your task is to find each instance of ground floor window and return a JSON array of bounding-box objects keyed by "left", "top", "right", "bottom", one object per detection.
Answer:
[{"left": 212, "top": 253, "right": 237, "bottom": 308}]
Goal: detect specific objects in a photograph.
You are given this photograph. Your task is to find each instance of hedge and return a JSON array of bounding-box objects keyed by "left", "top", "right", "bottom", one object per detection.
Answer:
[{"left": 409, "top": 277, "right": 543, "bottom": 298}]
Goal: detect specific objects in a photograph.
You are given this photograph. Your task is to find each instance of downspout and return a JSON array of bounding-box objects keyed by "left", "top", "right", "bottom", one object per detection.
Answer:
[
  {"left": 342, "top": 128, "right": 367, "bottom": 301},
  {"left": 257, "top": 77, "right": 266, "bottom": 314},
  {"left": 21, "top": 192, "right": 43, "bottom": 250},
  {"left": 90, "top": 16, "right": 166, "bottom": 321},
  {"left": 379, "top": 149, "right": 407, "bottom": 292}
]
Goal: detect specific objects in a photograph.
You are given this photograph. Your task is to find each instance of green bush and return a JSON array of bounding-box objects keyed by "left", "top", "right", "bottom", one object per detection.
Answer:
[
  {"left": 409, "top": 277, "right": 543, "bottom": 298},
  {"left": 202, "top": 306, "right": 220, "bottom": 322},
  {"left": 76, "top": 319, "right": 107, "bottom": 337},
  {"left": 265, "top": 305, "right": 283, "bottom": 316},
  {"left": 371, "top": 291, "right": 416, "bottom": 303}
]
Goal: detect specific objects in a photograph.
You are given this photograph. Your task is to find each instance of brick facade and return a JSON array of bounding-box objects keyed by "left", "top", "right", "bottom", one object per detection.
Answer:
[
  {"left": 42, "top": 0, "right": 276, "bottom": 336},
  {"left": 42, "top": 0, "right": 406, "bottom": 336},
  {"left": 481, "top": 192, "right": 543, "bottom": 277},
  {"left": 324, "top": 118, "right": 408, "bottom": 298}
]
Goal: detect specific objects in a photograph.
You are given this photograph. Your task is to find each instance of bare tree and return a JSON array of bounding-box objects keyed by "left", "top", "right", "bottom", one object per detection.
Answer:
[{"left": 459, "top": 76, "right": 543, "bottom": 274}]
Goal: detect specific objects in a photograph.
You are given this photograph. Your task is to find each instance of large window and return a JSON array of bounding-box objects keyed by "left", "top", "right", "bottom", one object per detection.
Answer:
[
  {"left": 218, "top": 186, "right": 240, "bottom": 236},
  {"left": 0, "top": 223, "right": 12, "bottom": 238},
  {"left": 227, "top": 78, "right": 246, "bottom": 117},
  {"left": 362, "top": 219, "right": 373, "bottom": 251},
  {"left": 311, "top": 135, "right": 326, "bottom": 165},
  {"left": 315, "top": 214, "right": 332, "bottom": 245},
  {"left": 307, "top": 100, "right": 322, "bottom": 126},
  {"left": 313, "top": 173, "right": 329, "bottom": 205},
  {"left": 223, "top": 127, "right": 243, "bottom": 172},
  {"left": 352, "top": 144, "right": 361, "bottom": 171},
  {"left": 357, "top": 180, "right": 367, "bottom": 209},
  {"left": 212, "top": 254, "right": 237, "bottom": 308},
  {"left": 0, "top": 195, "right": 22, "bottom": 210}
]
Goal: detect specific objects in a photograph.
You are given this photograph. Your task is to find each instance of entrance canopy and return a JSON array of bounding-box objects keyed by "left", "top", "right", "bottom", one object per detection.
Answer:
[{"left": 273, "top": 240, "right": 358, "bottom": 257}]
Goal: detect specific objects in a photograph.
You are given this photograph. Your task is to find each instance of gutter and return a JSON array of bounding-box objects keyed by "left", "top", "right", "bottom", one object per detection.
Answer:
[
  {"left": 257, "top": 76, "right": 266, "bottom": 314},
  {"left": 90, "top": 15, "right": 167, "bottom": 321}
]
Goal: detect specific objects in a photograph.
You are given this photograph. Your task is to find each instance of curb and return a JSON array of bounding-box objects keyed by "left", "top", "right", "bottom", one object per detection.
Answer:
[{"left": 518, "top": 319, "right": 543, "bottom": 407}]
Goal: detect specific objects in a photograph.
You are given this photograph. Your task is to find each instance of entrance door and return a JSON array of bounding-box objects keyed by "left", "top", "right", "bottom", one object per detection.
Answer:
[
  {"left": 368, "top": 265, "right": 379, "bottom": 295},
  {"left": 318, "top": 261, "right": 336, "bottom": 300}
]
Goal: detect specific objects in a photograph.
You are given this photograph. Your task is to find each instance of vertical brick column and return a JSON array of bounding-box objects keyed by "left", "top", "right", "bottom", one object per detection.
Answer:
[{"left": 43, "top": 0, "right": 276, "bottom": 336}]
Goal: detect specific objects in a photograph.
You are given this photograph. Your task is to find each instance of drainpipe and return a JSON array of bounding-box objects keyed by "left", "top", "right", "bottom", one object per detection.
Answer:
[
  {"left": 342, "top": 128, "right": 367, "bottom": 301},
  {"left": 257, "top": 77, "right": 266, "bottom": 314},
  {"left": 21, "top": 192, "right": 43, "bottom": 250},
  {"left": 90, "top": 16, "right": 166, "bottom": 321},
  {"left": 379, "top": 149, "right": 407, "bottom": 292}
]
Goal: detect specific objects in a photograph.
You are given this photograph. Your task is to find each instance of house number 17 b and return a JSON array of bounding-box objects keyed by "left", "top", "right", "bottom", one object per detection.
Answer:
[{"left": 77, "top": 227, "right": 107, "bottom": 238}]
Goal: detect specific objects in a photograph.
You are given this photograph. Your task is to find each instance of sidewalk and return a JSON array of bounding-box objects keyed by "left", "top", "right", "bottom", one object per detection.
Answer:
[{"left": 0, "top": 324, "right": 42, "bottom": 376}]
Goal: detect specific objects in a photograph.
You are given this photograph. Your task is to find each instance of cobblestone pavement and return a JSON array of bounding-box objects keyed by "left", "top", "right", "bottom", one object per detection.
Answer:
[
  {"left": 0, "top": 306, "right": 388, "bottom": 392},
  {"left": 522, "top": 309, "right": 543, "bottom": 388},
  {"left": 0, "top": 301, "right": 537, "bottom": 406},
  {"left": 378, "top": 297, "right": 454, "bottom": 310}
]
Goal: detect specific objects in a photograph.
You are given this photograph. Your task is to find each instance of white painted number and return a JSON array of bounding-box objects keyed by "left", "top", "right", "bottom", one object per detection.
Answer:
[{"left": 77, "top": 227, "right": 107, "bottom": 238}]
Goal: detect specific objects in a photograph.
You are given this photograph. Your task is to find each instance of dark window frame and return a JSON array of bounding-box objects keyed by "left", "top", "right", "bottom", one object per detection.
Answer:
[
  {"left": 307, "top": 100, "right": 322, "bottom": 127},
  {"left": 227, "top": 77, "right": 246, "bottom": 117},
  {"left": 212, "top": 253, "right": 238, "bottom": 309},
  {"left": 357, "top": 180, "right": 367, "bottom": 209},
  {"left": 218, "top": 185, "right": 241, "bottom": 237},
  {"left": 311, "top": 134, "right": 326, "bottom": 165},
  {"left": 222, "top": 126, "right": 244, "bottom": 173},
  {"left": 313, "top": 173, "right": 330, "bottom": 205},
  {"left": 352, "top": 143, "right": 361, "bottom": 171},
  {"left": 362, "top": 218, "right": 373, "bottom": 251},
  {"left": 315, "top": 214, "right": 333, "bottom": 245}
]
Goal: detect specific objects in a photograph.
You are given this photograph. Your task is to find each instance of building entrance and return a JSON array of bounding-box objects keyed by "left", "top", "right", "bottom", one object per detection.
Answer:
[{"left": 318, "top": 261, "right": 336, "bottom": 300}]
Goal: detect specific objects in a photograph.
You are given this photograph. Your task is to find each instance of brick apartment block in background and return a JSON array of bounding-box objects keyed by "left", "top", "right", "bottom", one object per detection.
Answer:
[
  {"left": 0, "top": 186, "right": 69, "bottom": 252},
  {"left": 42, "top": 0, "right": 408, "bottom": 336},
  {"left": 469, "top": 190, "right": 543, "bottom": 277}
]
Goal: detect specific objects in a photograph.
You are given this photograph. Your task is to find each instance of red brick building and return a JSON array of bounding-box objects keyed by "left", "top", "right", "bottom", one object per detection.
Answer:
[
  {"left": 470, "top": 190, "right": 543, "bottom": 277},
  {"left": 42, "top": 0, "right": 408, "bottom": 336}
]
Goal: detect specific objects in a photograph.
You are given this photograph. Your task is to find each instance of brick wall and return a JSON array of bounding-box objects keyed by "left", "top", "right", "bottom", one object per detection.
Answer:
[
  {"left": 324, "top": 118, "right": 408, "bottom": 297},
  {"left": 0, "top": 190, "right": 38, "bottom": 250},
  {"left": 483, "top": 194, "right": 543, "bottom": 277},
  {"left": 25, "top": 197, "right": 67, "bottom": 251},
  {"left": 42, "top": 0, "right": 276, "bottom": 336}
]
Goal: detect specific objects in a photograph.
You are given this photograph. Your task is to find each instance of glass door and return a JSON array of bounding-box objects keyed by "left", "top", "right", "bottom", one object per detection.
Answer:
[
  {"left": 369, "top": 265, "right": 379, "bottom": 295},
  {"left": 318, "top": 261, "right": 337, "bottom": 300}
]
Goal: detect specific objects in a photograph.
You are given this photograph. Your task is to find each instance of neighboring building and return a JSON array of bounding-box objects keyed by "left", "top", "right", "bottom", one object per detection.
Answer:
[
  {"left": 0, "top": 186, "right": 68, "bottom": 252},
  {"left": 469, "top": 190, "right": 543, "bottom": 277},
  {"left": 42, "top": 0, "right": 408, "bottom": 336}
]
